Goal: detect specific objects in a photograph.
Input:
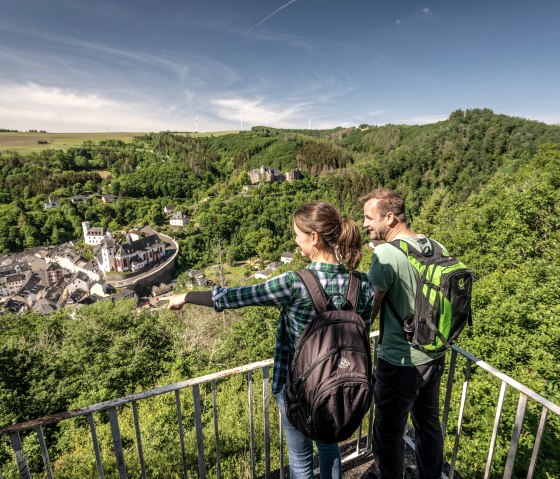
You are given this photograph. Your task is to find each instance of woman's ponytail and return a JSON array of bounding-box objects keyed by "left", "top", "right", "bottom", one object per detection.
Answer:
[{"left": 337, "top": 217, "right": 362, "bottom": 270}]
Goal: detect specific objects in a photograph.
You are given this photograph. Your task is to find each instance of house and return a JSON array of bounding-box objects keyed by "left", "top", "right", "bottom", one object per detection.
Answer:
[
  {"left": 163, "top": 205, "right": 175, "bottom": 216},
  {"left": 107, "top": 288, "right": 137, "bottom": 302},
  {"left": 101, "top": 194, "right": 117, "bottom": 203},
  {"left": 169, "top": 211, "right": 189, "bottom": 227},
  {"left": 82, "top": 221, "right": 112, "bottom": 246},
  {"left": 32, "top": 297, "right": 58, "bottom": 315},
  {"left": 66, "top": 272, "right": 91, "bottom": 296},
  {"left": 280, "top": 252, "right": 295, "bottom": 264},
  {"left": 254, "top": 261, "right": 282, "bottom": 280},
  {"left": 187, "top": 269, "right": 208, "bottom": 287},
  {"left": 1, "top": 271, "right": 32, "bottom": 297},
  {"left": 46, "top": 262, "right": 65, "bottom": 286},
  {"left": 70, "top": 195, "right": 90, "bottom": 204},
  {"left": 152, "top": 282, "right": 173, "bottom": 297},
  {"left": 90, "top": 281, "right": 111, "bottom": 298},
  {"left": 43, "top": 196, "right": 59, "bottom": 209}
]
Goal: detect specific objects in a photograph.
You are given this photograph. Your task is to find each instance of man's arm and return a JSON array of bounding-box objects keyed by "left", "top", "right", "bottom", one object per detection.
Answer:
[{"left": 371, "top": 285, "right": 386, "bottom": 320}]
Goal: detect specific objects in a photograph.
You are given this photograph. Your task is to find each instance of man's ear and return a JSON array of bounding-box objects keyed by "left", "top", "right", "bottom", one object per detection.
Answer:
[{"left": 386, "top": 212, "right": 399, "bottom": 227}]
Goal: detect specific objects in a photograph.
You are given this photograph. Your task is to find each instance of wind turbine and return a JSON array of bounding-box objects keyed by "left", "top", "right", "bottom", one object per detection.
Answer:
[
  {"left": 195, "top": 115, "right": 198, "bottom": 133},
  {"left": 308, "top": 118, "right": 311, "bottom": 129}
]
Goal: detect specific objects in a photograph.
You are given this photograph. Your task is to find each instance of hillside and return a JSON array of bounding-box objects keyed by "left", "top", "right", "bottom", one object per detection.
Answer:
[{"left": 0, "top": 109, "right": 559, "bottom": 478}]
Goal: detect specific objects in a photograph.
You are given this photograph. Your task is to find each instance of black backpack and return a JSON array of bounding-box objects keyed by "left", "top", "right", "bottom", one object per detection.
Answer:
[
  {"left": 385, "top": 239, "right": 474, "bottom": 352},
  {"left": 285, "top": 270, "right": 373, "bottom": 444}
]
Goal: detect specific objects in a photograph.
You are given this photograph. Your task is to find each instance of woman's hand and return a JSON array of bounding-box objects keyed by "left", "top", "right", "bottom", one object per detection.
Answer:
[{"left": 162, "top": 294, "right": 187, "bottom": 310}]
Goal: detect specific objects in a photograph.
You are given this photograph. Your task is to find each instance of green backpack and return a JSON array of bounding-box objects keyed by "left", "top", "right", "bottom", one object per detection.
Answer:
[{"left": 385, "top": 239, "right": 473, "bottom": 352}]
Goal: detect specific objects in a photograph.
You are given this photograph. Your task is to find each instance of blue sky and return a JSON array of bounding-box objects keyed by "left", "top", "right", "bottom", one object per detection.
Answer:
[{"left": 1, "top": 0, "right": 559, "bottom": 132}]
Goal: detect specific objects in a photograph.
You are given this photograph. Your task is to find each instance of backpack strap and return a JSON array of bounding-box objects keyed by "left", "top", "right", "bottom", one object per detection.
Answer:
[
  {"left": 295, "top": 270, "right": 329, "bottom": 314},
  {"left": 344, "top": 271, "right": 361, "bottom": 311},
  {"left": 295, "top": 269, "right": 361, "bottom": 314}
]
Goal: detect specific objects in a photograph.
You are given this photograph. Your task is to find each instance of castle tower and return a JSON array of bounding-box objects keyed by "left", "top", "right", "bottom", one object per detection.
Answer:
[{"left": 82, "top": 221, "right": 90, "bottom": 239}]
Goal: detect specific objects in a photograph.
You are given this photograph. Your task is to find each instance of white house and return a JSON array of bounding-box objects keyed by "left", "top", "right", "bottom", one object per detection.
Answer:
[
  {"left": 83, "top": 221, "right": 112, "bottom": 246},
  {"left": 43, "top": 196, "right": 59, "bottom": 209},
  {"left": 170, "top": 211, "right": 189, "bottom": 227},
  {"left": 280, "top": 252, "right": 295, "bottom": 264}
]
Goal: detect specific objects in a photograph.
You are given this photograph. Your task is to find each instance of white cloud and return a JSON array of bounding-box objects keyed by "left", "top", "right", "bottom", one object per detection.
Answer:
[
  {"left": 421, "top": 8, "right": 431, "bottom": 14},
  {"left": 210, "top": 96, "right": 308, "bottom": 128},
  {"left": 397, "top": 114, "right": 447, "bottom": 125},
  {"left": 396, "top": 19, "right": 401, "bottom": 25},
  {"left": 0, "top": 83, "right": 189, "bottom": 132}
]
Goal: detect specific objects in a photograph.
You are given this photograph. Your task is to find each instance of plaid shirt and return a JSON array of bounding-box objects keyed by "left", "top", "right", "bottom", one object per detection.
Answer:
[{"left": 212, "top": 262, "right": 374, "bottom": 394}]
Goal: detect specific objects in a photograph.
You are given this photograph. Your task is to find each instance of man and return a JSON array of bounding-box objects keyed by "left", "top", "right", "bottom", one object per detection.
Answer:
[{"left": 361, "top": 188, "right": 445, "bottom": 479}]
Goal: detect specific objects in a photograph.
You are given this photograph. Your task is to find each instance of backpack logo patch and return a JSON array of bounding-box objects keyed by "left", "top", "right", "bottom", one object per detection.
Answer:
[{"left": 338, "top": 357, "right": 350, "bottom": 369}]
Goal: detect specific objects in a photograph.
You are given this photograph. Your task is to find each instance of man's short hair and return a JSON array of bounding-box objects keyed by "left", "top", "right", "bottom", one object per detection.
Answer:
[{"left": 359, "top": 188, "right": 406, "bottom": 222}]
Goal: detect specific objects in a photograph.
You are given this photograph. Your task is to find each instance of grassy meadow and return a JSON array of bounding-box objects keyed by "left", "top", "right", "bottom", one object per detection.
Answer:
[{"left": 0, "top": 130, "right": 239, "bottom": 152}]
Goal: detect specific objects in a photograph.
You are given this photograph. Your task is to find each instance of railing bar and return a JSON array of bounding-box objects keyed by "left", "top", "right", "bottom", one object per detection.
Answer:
[
  {"left": 211, "top": 381, "right": 222, "bottom": 479},
  {"left": 279, "top": 409, "right": 284, "bottom": 479},
  {"left": 175, "top": 390, "right": 188, "bottom": 479},
  {"left": 526, "top": 407, "right": 549, "bottom": 479},
  {"left": 484, "top": 381, "right": 508, "bottom": 479},
  {"left": 0, "top": 358, "right": 275, "bottom": 436},
  {"left": 248, "top": 371, "right": 256, "bottom": 479},
  {"left": 192, "top": 384, "right": 207, "bottom": 479},
  {"left": 366, "top": 400, "right": 374, "bottom": 451},
  {"left": 449, "top": 359, "right": 471, "bottom": 479},
  {"left": 131, "top": 401, "right": 146, "bottom": 479},
  {"left": 503, "top": 393, "right": 528, "bottom": 479},
  {"left": 263, "top": 366, "right": 271, "bottom": 479},
  {"left": 452, "top": 345, "right": 560, "bottom": 415},
  {"left": 88, "top": 413, "right": 105, "bottom": 479},
  {"left": 441, "top": 348, "right": 458, "bottom": 442},
  {"left": 355, "top": 424, "right": 362, "bottom": 454},
  {"left": 9, "top": 432, "right": 31, "bottom": 479},
  {"left": 36, "top": 426, "right": 54, "bottom": 479},
  {"left": 107, "top": 407, "right": 128, "bottom": 479}
]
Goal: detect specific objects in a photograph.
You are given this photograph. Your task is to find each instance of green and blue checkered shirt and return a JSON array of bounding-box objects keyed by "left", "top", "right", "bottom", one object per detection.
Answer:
[{"left": 212, "top": 262, "right": 375, "bottom": 394}]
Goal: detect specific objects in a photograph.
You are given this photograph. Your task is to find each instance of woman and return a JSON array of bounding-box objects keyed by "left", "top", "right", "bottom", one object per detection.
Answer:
[{"left": 166, "top": 201, "right": 374, "bottom": 479}]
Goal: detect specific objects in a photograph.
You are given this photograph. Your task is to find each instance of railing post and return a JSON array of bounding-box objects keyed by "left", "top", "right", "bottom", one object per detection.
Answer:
[
  {"left": 36, "top": 426, "right": 53, "bottom": 479},
  {"left": 527, "top": 407, "right": 548, "bottom": 479},
  {"left": 503, "top": 393, "right": 528, "bottom": 479},
  {"left": 192, "top": 384, "right": 207, "bottom": 479},
  {"left": 175, "top": 390, "right": 188, "bottom": 479},
  {"left": 107, "top": 407, "right": 127, "bottom": 479},
  {"left": 449, "top": 359, "right": 471, "bottom": 479},
  {"left": 484, "top": 381, "right": 508, "bottom": 479},
  {"left": 88, "top": 413, "right": 105, "bottom": 479},
  {"left": 442, "top": 348, "right": 458, "bottom": 442},
  {"left": 263, "top": 366, "right": 271, "bottom": 479},
  {"left": 248, "top": 371, "right": 256, "bottom": 479},
  {"left": 9, "top": 432, "right": 31, "bottom": 479},
  {"left": 211, "top": 380, "right": 222, "bottom": 479},
  {"left": 131, "top": 401, "right": 147, "bottom": 479}
]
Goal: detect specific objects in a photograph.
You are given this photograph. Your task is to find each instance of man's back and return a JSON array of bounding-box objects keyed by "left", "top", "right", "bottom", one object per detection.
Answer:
[{"left": 369, "top": 236, "right": 446, "bottom": 365}]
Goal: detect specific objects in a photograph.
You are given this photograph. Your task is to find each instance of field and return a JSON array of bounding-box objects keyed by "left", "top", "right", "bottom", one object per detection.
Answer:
[{"left": 0, "top": 130, "right": 240, "bottom": 152}]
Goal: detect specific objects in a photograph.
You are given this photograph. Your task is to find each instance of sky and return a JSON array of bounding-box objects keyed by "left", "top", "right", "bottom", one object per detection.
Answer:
[{"left": 1, "top": 0, "right": 560, "bottom": 132}]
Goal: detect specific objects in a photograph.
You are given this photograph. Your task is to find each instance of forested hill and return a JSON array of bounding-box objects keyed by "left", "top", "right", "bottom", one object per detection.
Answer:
[{"left": 1, "top": 109, "right": 559, "bottom": 477}]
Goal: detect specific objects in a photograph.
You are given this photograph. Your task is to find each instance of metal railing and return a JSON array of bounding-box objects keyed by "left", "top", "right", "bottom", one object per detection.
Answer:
[{"left": 1, "top": 332, "right": 559, "bottom": 479}]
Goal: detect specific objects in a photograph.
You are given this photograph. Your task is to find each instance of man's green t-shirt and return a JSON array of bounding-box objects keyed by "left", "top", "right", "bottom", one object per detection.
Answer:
[{"left": 368, "top": 236, "right": 445, "bottom": 366}]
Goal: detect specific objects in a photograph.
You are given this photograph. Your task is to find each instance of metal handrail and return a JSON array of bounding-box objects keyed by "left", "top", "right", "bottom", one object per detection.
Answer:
[{"left": 1, "top": 332, "right": 559, "bottom": 479}]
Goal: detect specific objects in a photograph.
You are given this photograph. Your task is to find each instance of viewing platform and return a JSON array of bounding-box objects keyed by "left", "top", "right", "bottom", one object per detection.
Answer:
[{"left": 1, "top": 332, "right": 559, "bottom": 479}]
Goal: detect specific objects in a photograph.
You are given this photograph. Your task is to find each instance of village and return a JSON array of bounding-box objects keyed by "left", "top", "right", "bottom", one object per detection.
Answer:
[{"left": 0, "top": 219, "right": 180, "bottom": 315}]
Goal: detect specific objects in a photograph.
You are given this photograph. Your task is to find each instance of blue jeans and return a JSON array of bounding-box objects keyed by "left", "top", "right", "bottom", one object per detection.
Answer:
[
  {"left": 373, "top": 357, "right": 445, "bottom": 479},
  {"left": 274, "top": 388, "right": 341, "bottom": 479}
]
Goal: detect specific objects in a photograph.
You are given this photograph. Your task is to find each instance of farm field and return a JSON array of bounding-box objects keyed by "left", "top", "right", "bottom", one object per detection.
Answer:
[{"left": 0, "top": 130, "right": 240, "bottom": 152}]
